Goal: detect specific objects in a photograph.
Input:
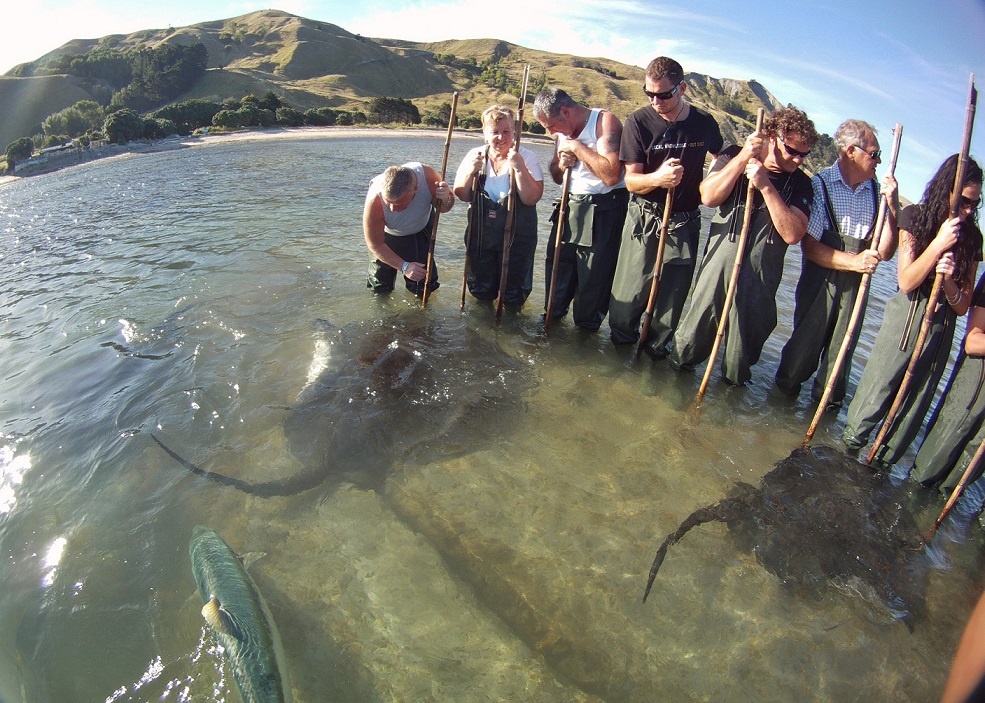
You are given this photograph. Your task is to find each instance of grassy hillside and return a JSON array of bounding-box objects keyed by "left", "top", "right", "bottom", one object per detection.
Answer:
[
  {"left": 2, "top": 9, "right": 835, "bottom": 169},
  {"left": 0, "top": 76, "right": 99, "bottom": 152}
]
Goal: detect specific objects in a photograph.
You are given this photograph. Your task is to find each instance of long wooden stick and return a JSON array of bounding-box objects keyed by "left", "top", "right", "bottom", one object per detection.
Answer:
[
  {"left": 461, "top": 148, "right": 487, "bottom": 310},
  {"left": 544, "top": 166, "right": 572, "bottom": 335},
  {"left": 695, "top": 108, "right": 765, "bottom": 403},
  {"left": 495, "top": 64, "right": 530, "bottom": 321},
  {"left": 422, "top": 92, "right": 458, "bottom": 308},
  {"left": 926, "top": 437, "right": 985, "bottom": 542},
  {"left": 803, "top": 123, "right": 903, "bottom": 444},
  {"left": 635, "top": 187, "right": 675, "bottom": 359},
  {"left": 866, "top": 75, "right": 977, "bottom": 465}
]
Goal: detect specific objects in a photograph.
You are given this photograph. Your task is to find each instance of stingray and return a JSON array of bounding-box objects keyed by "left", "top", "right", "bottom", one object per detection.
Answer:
[
  {"left": 152, "top": 314, "right": 534, "bottom": 497},
  {"left": 642, "top": 445, "right": 931, "bottom": 629}
]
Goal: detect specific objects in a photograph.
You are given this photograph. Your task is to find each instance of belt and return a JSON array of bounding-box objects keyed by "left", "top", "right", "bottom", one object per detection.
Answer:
[
  {"left": 632, "top": 193, "right": 697, "bottom": 223},
  {"left": 568, "top": 188, "right": 629, "bottom": 206}
]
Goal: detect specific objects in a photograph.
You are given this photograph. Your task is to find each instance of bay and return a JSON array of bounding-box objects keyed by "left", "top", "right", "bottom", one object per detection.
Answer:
[{"left": 0, "top": 129, "right": 979, "bottom": 702}]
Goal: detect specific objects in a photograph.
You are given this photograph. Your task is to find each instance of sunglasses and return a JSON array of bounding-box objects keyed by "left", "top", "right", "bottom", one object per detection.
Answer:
[
  {"left": 777, "top": 136, "right": 810, "bottom": 159},
  {"left": 643, "top": 81, "right": 683, "bottom": 101},
  {"left": 853, "top": 145, "right": 882, "bottom": 160},
  {"left": 961, "top": 195, "right": 982, "bottom": 210}
]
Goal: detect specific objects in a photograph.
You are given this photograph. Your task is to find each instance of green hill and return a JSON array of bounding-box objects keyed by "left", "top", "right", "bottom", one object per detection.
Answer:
[{"left": 1, "top": 8, "right": 835, "bottom": 169}]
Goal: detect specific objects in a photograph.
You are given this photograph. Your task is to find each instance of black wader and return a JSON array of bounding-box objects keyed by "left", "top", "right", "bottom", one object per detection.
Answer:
[
  {"left": 608, "top": 194, "right": 701, "bottom": 354},
  {"left": 544, "top": 188, "right": 627, "bottom": 331}
]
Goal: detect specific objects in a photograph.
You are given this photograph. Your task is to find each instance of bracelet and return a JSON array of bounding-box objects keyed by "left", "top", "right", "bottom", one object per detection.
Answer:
[{"left": 946, "top": 288, "right": 962, "bottom": 306}]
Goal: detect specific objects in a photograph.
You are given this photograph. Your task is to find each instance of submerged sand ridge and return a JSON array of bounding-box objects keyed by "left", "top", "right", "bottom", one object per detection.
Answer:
[{"left": 223, "top": 364, "right": 969, "bottom": 702}]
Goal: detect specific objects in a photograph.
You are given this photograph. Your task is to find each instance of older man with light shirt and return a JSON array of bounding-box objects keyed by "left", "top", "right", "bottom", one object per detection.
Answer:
[
  {"left": 362, "top": 162, "right": 454, "bottom": 297},
  {"left": 533, "top": 87, "right": 628, "bottom": 331},
  {"left": 775, "top": 119, "right": 898, "bottom": 404}
]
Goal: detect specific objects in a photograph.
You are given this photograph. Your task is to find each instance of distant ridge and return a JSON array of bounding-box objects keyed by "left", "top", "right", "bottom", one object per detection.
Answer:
[{"left": 2, "top": 8, "right": 832, "bottom": 168}]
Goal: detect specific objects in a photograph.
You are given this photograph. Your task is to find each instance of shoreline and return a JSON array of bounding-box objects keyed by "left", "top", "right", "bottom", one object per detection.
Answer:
[{"left": 0, "top": 125, "right": 553, "bottom": 186}]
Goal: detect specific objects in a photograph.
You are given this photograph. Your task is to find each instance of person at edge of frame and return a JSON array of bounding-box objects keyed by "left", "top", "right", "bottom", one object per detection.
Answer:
[{"left": 906, "top": 269, "right": 985, "bottom": 522}]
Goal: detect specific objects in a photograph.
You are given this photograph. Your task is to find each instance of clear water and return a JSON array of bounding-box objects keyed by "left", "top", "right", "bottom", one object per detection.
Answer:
[{"left": 0, "top": 130, "right": 981, "bottom": 702}]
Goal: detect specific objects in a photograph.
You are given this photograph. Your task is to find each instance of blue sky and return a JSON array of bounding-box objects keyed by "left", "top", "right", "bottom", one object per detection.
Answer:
[{"left": 2, "top": 0, "right": 983, "bottom": 201}]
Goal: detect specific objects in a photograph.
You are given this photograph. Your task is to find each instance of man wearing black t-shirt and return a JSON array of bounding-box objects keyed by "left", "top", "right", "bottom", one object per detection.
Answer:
[{"left": 608, "top": 56, "right": 724, "bottom": 357}]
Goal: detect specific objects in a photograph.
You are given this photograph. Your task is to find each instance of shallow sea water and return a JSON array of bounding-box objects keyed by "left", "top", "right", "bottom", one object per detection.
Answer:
[{"left": 0, "top": 130, "right": 982, "bottom": 702}]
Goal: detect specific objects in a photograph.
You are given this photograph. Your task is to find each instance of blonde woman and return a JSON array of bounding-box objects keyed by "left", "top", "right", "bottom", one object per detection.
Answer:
[{"left": 454, "top": 104, "right": 544, "bottom": 307}]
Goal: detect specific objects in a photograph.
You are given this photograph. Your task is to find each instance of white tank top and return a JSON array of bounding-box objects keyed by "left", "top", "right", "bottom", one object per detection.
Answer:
[{"left": 560, "top": 109, "right": 625, "bottom": 195}]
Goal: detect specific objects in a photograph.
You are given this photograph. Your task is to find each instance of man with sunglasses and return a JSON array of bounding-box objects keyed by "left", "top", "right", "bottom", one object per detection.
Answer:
[
  {"left": 775, "top": 119, "right": 899, "bottom": 404},
  {"left": 607, "top": 56, "right": 724, "bottom": 357},
  {"left": 670, "top": 106, "right": 818, "bottom": 386}
]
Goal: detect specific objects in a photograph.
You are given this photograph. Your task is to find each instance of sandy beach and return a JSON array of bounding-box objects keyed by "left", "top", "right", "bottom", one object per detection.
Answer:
[{"left": 0, "top": 125, "right": 524, "bottom": 186}]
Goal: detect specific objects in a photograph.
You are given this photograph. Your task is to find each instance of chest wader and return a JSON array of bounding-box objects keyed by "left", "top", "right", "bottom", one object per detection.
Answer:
[
  {"left": 843, "top": 289, "right": 956, "bottom": 467},
  {"left": 464, "top": 180, "right": 538, "bottom": 305},
  {"left": 545, "top": 189, "right": 628, "bottom": 330},
  {"left": 367, "top": 211, "right": 437, "bottom": 296},
  {"left": 672, "top": 176, "right": 791, "bottom": 386},
  {"left": 608, "top": 194, "right": 699, "bottom": 348},
  {"left": 912, "top": 353, "right": 985, "bottom": 490},
  {"left": 776, "top": 179, "right": 878, "bottom": 402}
]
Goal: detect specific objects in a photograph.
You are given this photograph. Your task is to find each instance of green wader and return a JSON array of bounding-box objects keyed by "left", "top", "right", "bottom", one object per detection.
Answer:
[
  {"left": 607, "top": 194, "right": 701, "bottom": 354},
  {"left": 544, "top": 188, "right": 628, "bottom": 331},
  {"left": 367, "top": 211, "right": 438, "bottom": 297},
  {"left": 842, "top": 289, "right": 956, "bottom": 467},
  {"left": 775, "top": 181, "right": 877, "bottom": 402},
  {"left": 464, "top": 187, "right": 538, "bottom": 306},
  {"left": 670, "top": 196, "right": 789, "bottom": 386},
  {"left": 911, "top": 353, "right": 985, "bottom": 491}
]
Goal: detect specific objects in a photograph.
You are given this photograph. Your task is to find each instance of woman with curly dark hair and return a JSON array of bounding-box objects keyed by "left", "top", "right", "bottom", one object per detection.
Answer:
[{"left": 843, "top": 154, "right": 983, "bottom": 467}]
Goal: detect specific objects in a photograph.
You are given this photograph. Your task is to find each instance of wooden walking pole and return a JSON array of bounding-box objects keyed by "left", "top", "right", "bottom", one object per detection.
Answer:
[
  {"left": 461, "top": 148, "right": 487, "bottom": 311},
  {"left": 695, "top": 108, "right": 765, "bottom": 404},
  {"left": 866, "top": 75, "right": 976, "bottom": 465},
  {"left": 544, "top": 167, "right": 572, "bottom": 335},
  {"left": 803, "top": 123, "right": 903, "bottom": 444},
  {"left": 422, "top": 91, "right": 458, "bottom": 308},
  {"left": 635, "top": 187, "right": 675, "bottom": 359},
  {"left": 926, "top": 437, "right": 985, "bottom": 542},
  {"left": 495, "top": 64, "right": 530, "bottom": 321}
]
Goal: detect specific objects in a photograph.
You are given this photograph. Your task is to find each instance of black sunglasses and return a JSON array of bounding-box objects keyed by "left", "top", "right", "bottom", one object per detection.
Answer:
[
  {"left": 643, "top": 81, "right": 683, "bottom": 101},
  {"left": 853, "top": 144, "right": 882, "bottom": 160},
  {"left": 961, "top": 195, "right": 982, "bottom": 210},
  {"left": 777, "top": 136, "right": 810, "bottom": 159}
]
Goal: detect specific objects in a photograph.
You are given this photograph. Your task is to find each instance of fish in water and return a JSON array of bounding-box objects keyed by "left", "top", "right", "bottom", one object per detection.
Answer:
[
  {"left": 642, "top": 445, "right": 931, "bottom": 629},
  {"left": 189, "top": 525, "right": 292, "bottom": 703},
  {"left": 153, "top": 313, "right": 533, "bottom": 496}
]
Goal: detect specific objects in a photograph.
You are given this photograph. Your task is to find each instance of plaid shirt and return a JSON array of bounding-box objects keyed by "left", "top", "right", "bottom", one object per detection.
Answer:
[{"left": 807, "top": 163, "right": 879, "bottom": 241}]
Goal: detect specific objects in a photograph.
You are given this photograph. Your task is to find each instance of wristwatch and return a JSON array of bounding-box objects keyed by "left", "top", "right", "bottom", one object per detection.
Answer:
[{"left": 401, "top": 261, "right": 410, "bottom": 275}]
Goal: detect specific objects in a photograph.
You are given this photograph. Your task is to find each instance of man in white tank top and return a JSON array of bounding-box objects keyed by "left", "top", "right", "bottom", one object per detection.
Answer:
[
  {"left": 533, "top": 88, "right": 628, "bottom": 331},
  {"left": 362, "top": 162, "right": 454, "bottom": 296}
]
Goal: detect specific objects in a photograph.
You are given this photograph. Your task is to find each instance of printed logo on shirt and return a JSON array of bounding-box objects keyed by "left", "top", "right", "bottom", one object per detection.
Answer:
[{"left": 649, "top": 140, "right": 707, "bottom": 152}]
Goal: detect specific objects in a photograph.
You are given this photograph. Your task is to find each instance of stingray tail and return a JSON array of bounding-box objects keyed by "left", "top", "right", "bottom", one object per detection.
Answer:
[
  {"left": 642, "top": 499, "right": 729, "bottom": 603},
  {"left": 151, "top": 433, "right": 259, "bottom": 494}
]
